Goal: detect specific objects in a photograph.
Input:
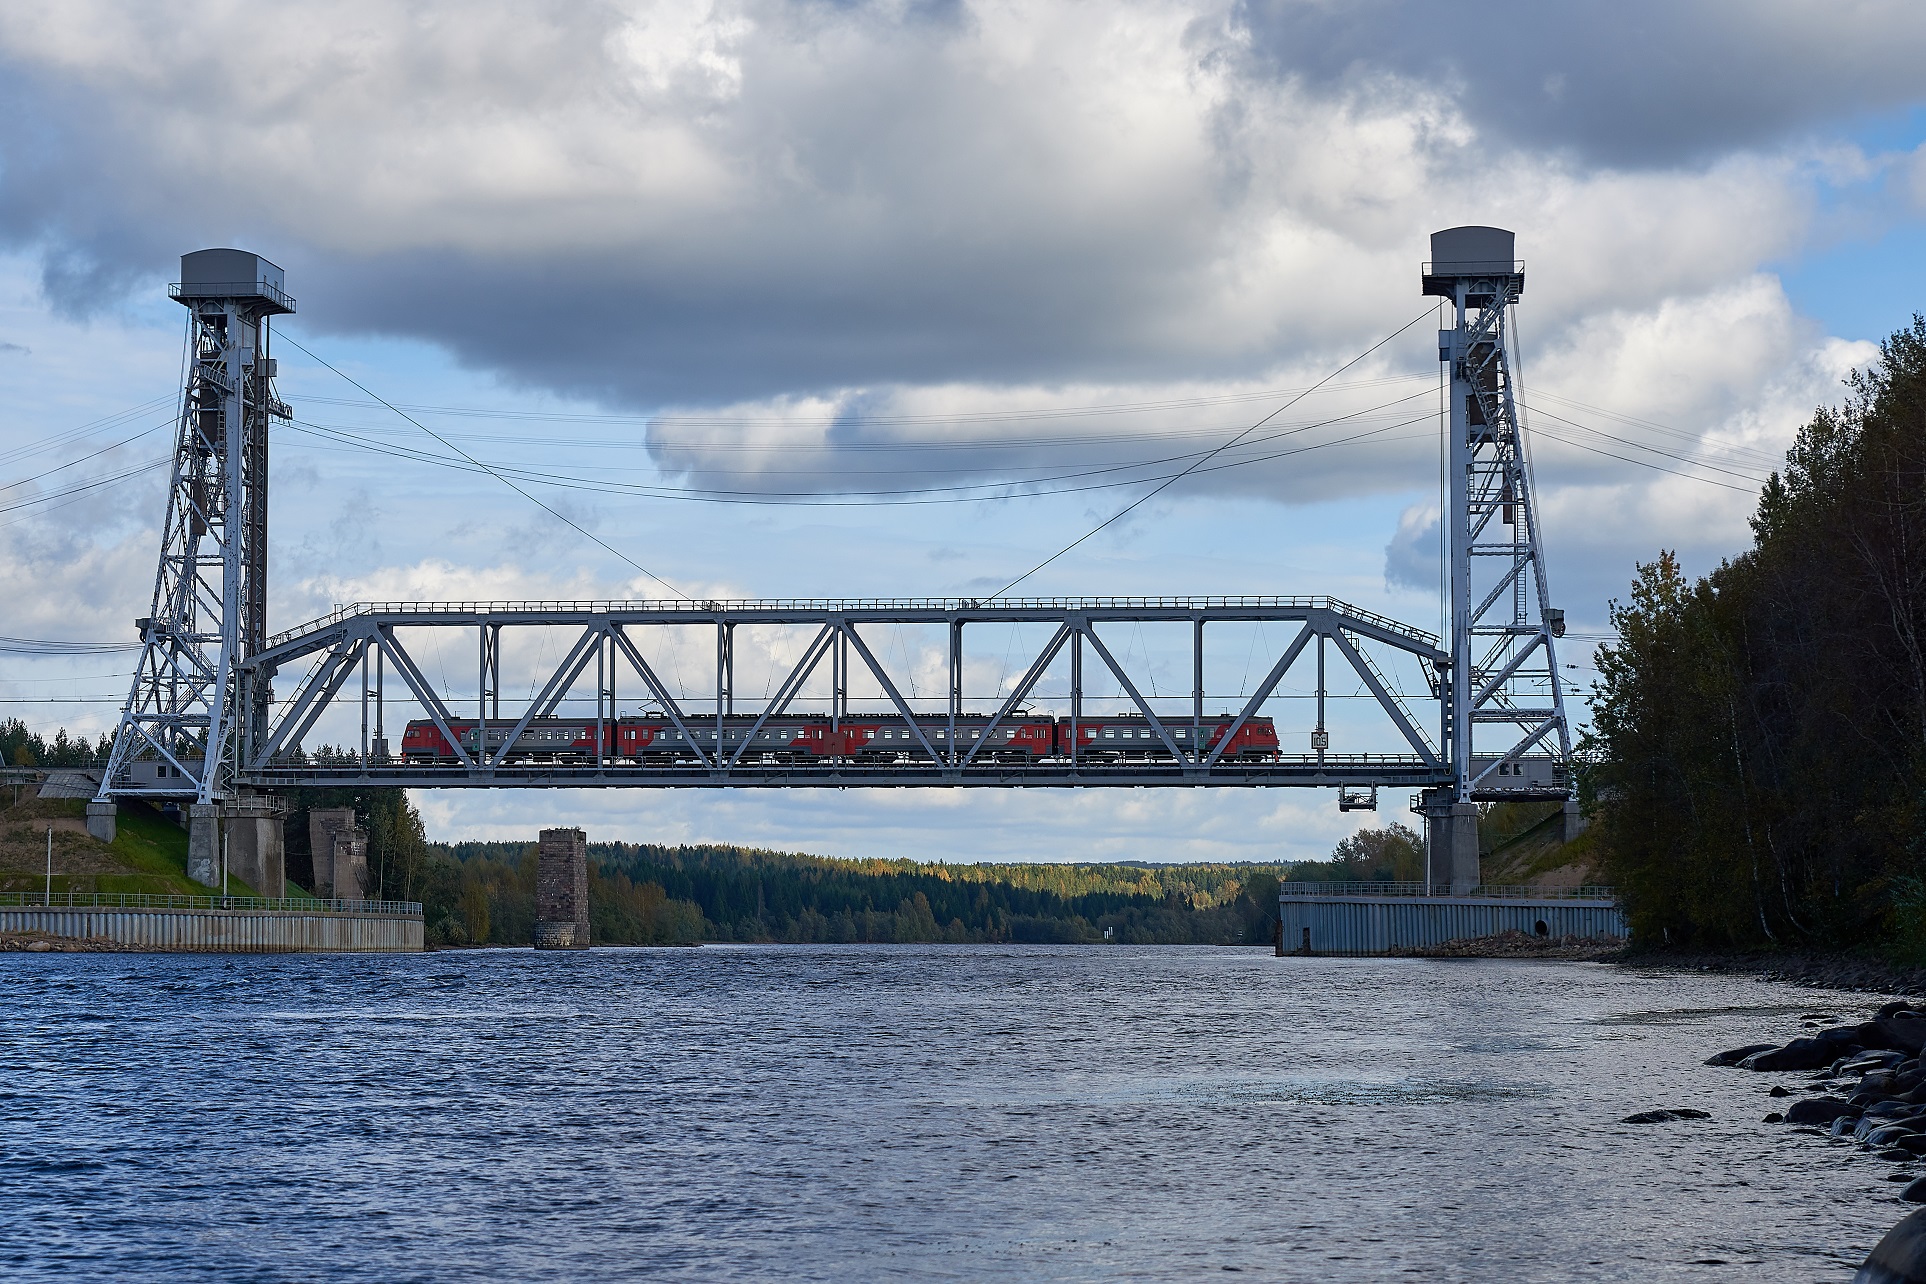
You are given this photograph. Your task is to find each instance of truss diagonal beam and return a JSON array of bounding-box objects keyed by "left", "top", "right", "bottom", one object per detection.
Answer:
[
  {"left": 608, "top": 625, "right": 713, "bottom": 768},
  {"left": 839, "top": 624, "right": 944, "bottom": 766},
  {"left": 1076, "top": 625, "right": 1187, "bottom": 764},
  {"left": 1205, "top": 623, "right": 1314, "bottom": 767},
  {"left": 378, "top": 629, "right": 475, "bottom": 768},
  {"left": 727, "top": 625, "right": 836, "bottom": 769},
  {"left": 488, "top": 626, "right": 604, "bottom": 768},
  {"left": 253, "top": 633, "right": 366, "bottom": 768},
  {"left": 1326, "top": 629, "right": 1441, "bottom": 766},
  {"left": 960, "top": 623, "right": 1071, "bottom": 768}
]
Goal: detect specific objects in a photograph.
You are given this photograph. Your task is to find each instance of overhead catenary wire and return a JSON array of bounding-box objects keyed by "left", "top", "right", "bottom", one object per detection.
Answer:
[
  {"left": 278, "top": 388, "right": 1438, "bottom": 505},
  {"left": 0, "top": 636, "right": 142, "bottom": 655},
  {"left": 987, "top": 307, "right": 1442, "bottom": 599},
  {"left": 277, "top": 333, "right": 692, "bottom": 602}
]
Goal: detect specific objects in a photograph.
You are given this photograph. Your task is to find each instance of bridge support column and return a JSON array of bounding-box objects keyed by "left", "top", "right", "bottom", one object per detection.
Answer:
[
  {"left": 536, "top": 827, "right": 590, "bottom": 949},
  {"left": 1561, "top": 798, "right": 1587, "bottom": 845},
  {"left": 187, "top": 804, "right": 220, "bottom": 887},
  {"left": 1421, "top": 792, "right": 1481, "bottom": 894},
  {"left": 85, "top": 801, "right": 117, "bottom": 844},
  {"left": 222, "top": 797, "right": 287, "bottom": 897}
]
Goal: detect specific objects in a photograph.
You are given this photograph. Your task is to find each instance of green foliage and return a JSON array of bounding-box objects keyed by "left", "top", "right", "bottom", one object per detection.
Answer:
[
  {"left": 0, "top": 719, "right": 112, "bottom": 768},
  {"left": 1590, "top": 316, "right": 1926, "bottom": 951},
  {"left": 1286, "top": 823, "right": 1425, "bottom": 882}
]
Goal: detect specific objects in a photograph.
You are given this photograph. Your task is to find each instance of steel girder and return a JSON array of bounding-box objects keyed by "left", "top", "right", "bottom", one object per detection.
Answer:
[{"left": 224, "top": 598, "right": 1517, "bottom": 792}]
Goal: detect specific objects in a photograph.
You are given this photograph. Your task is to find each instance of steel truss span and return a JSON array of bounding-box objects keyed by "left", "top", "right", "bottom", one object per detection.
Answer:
[
  {"left": 133, "top": 596, "right": 1550, "bottom": 798},
  {"left": 95, "top": 229, "right": 1575, "bottom": 812}
]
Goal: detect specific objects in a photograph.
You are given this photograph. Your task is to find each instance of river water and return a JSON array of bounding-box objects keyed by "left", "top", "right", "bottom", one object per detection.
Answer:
[{"left": 0, "top": 945, "right": 1910, "bottom": 1281}]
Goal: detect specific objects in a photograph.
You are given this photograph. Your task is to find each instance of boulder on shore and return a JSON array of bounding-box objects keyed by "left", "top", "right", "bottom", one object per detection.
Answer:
[
  {"left": 1784, "top": 1096, "right": 1856, "bottom": 1126},
  {"left": 1743, "top": 1039, "right": 1849, "bottom": 1072},
  {"left": 1858, "top": 1209, "right": 1926, "bottom": 1283},
  {"left": 1621, "top": 1108, "right": 1711, "bottom": 1124},
  {"left": 1706, "top": 1043, "right": 1778, "bottom": 1067},
  {"left": 1863, "top": 1021, "right": 1926, "bottom": 1056}
]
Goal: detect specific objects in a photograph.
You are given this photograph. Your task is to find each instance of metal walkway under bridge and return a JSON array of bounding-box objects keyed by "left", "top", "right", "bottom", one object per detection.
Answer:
[{"left": 98, "top": 226, "right": 1576, "bottom": 871}]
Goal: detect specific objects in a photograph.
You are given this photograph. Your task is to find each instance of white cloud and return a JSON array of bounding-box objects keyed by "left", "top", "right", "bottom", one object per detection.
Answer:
[{"left": 0, "top": 0, "right": 1920, "bottom": 857}]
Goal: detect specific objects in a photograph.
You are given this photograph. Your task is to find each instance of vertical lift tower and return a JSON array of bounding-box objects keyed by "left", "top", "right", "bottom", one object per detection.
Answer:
[
  {"left": 93, "top": 250, "right": 293, "bottom": 886},
  {"left": 1420, "top": 227, "right": 1573, "bottom": 891}
]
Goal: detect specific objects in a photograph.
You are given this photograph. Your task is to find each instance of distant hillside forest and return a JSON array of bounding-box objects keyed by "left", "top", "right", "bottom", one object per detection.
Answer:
[
  {"left": 421, "top": 836, "right": 1295, "bottom": 948},
  {"left": 1589, "top": 317, "right": 1926, "bottom": 955}
]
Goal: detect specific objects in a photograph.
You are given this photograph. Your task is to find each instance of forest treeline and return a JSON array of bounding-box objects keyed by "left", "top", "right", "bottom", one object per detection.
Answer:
[
  {"left": 1589, "top": 317, "right": 1926, "bottom": 954},
  {"left": 0, "top": 721, "right": 110, "bottom": 768},
  {"left": 422, "top": 838, "right": 1291, "bottom": 948}
]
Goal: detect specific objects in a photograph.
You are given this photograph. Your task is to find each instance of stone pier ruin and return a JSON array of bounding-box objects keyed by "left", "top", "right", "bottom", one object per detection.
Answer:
[
  {"left": 535, "top": 827, "right": 590, "bottom": 949},
  {"left": 308, "top": 808, "right": 369, "bottom": 900}
]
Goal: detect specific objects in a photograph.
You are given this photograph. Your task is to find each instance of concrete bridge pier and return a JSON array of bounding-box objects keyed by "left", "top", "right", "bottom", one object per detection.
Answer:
[
  {"left": 85, "top": 801, "right": 117, "bottom": 844},
  {"left": 308, "top": 808, "right": 368, "bottom": 899},
  {"left": 186, "top": 798, "right": 290, "bottom": 893},
  {"left": 223, "top": 796, "right": 287, "bottom": 897},
  {"left": 1561, "top": 799, "right": 1588, "bottom": 844},
  {"left": 1421, "top": 791, "right": 1481, "bottom": 894},
  {"left": 188, "top": 804, "right": 220, "bottom": 887}
]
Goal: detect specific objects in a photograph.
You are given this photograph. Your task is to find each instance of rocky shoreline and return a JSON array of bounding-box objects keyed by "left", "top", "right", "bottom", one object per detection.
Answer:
[
  {"left": 1627, "top": 949, "right": 1926, "bottom": 997},
  {"left": 1708, "top": 1001, "right": 1926, "bottom": 1281},
  {"left": 1394, "top": 929, "right": 1625, "bottom": 960},
  {"left": 0, "top": 930, "right": 128, "bottom": 953}
]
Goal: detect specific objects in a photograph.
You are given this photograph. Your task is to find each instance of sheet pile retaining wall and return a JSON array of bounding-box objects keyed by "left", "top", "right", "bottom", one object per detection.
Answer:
[
  {"left": 1278, "top": 893, "right": 1626, "bottom": 956},
  {"left": 0, "top": 907, "right": 424, "bottom": 952}
]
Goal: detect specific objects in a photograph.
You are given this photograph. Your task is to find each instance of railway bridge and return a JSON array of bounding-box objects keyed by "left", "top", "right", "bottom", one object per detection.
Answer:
[{"left": 90, "top": 227, "right": 1575, "bottom": 896}]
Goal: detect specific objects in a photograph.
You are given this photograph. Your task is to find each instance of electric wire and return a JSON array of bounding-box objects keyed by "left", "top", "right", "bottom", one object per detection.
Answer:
[
  {"left": 278, "top": 333, "right": 692, "bottom": 601},
  {"left": 987, "top": 307, "right": 1441, "bottom": 599},
  {"left": 278, "top": 388, "right": 1437, "bottom": 505},
  {"left": 0, "top": 417, "right": 173, "bottom": 495},
  {"left": 280, "top": 414, "right": 1436, "bottom": 508},
  {"left": 1519, "top": 401, "right": 1769, "bottom": 484},
  {"left": 294, "top": 371, "right": 1429, "bottom": 430},
  {"left": 0, "top": 637, "right": 141, "bottom": 655}
]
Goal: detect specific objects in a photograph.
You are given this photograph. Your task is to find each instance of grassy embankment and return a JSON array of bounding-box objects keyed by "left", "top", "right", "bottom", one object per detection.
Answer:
[{"left": 0, "top": 792, "right": 263, "bottom": 897}]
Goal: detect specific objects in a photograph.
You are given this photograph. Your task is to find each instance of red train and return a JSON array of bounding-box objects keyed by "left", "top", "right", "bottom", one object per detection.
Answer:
[{"left": 399, "top": 713, "right": 1278, "bottom": 764}]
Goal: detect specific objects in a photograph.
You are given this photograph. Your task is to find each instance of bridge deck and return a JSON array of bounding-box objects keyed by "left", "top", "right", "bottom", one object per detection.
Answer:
[{"left": 238, "top": 757, "right": 1567, "bottom": 798}]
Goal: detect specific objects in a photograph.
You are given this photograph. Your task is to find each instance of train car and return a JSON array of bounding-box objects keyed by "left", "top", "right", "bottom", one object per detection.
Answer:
[
  {"left": 834, "top": 715, "right": 1057, "bottom": 762},
  {"left": 400, "top": 717, "right": 625, "bottom": 763},
  {"left": 640, "top": 714, "right": 1057, "bottom": 763},
  {"left": 1056, "top": 715, "right": 1279, "bottom": 762},
  {"left": 399, "top": 713, "right": 1061, "bottom": 765}
]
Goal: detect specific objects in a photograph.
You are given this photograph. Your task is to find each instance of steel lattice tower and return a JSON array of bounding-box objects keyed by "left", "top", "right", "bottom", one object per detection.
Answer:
[
  {"left": 1420, "top": 227, "right": 1572, "bottom": 885},
  {"left": 97, "top": 250, "right": 293, "bottom": 806}
]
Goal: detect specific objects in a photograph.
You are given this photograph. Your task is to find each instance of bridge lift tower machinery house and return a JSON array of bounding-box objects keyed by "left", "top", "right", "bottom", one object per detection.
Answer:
[{"left": 92, "top": 230, "right": 1574, "bottom": 893}]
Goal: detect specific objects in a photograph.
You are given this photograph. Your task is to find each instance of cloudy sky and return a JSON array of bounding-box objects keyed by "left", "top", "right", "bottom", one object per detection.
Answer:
[{"left": 2, "top": 0, "right": 1923, "bottom": 864}]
